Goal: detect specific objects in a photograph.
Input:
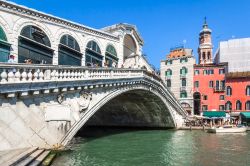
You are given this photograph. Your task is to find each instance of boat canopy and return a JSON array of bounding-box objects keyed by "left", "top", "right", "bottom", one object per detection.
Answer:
[
  {"left": 240, "top": 112, "right": 250, "bottom": 119},
  {"left": 203, "top": 111, "right": 226, "bottom": 118}
]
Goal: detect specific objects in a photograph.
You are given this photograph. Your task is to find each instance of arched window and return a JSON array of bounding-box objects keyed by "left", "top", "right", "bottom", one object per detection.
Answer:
[
  {"left": 246, "top": 101, "right": 250, "bottom": 110},
  {"left": 202, "top": 52, "right": 206, "bottom": 60},
  {"left": 226, "top": 86, "right": 232, "bottom": 96},
  {"left": 180, "top": 67, "right": 188, "bottom": 75},
  {"left": 18, "top": 25, "right": 53, "bottom": 64},
  {"left": 180, "top": 91, "right": 187, "bottom": 98},
  {"left": 58, "top": 35, "right": 82, "bottom": 66},
  {"left": 105, "top": 45, "right": 118, "bottom": 67},
  {"left": 246, "top": 86, "right": 250, "bottom": 96},
  {"left": 236, "top": 100, "right": 242, "bottom": 110},
  {"left": 165, "top": 69, "right": 172, "bottom": 76},
  {"left": 85, "top": 40, "right": 102, "bottom": 67},
  {"left": 225, "top": 101, "right": 232, "bottom": 111},
  {"left": 0, "top": 26, "right": 11, "bottom": 62}
]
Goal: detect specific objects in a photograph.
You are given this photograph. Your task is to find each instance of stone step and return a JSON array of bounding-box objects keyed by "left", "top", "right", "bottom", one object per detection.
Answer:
[
  {"left": 0, "top": 148, "right": 29, "bottom": 166},
  {"left": 9, "top": 147, "right": 38, "bottom": 166},
  {"left": 28, "top": 150, "right": 50, "bottom": 166},
  {"left": 17, "top": 149, "right": 44, "bottom": 166}
]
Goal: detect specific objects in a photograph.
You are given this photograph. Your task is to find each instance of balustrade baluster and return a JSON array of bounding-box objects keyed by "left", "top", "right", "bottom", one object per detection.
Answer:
[
  {"left": 54, "top": 70, "right": 59, "bottom": 80},
  {"left": 14, "top": 69, "right": 21, "bottom": 82},
  {"left": 27, "top": 69, "right": 33, "bottom": 81},
  {"left": 33, "top": 69, "right": 39, "bottom": 81},
  {"left": 51, "top": 70, "right": 55, "bottom": 80},
  {"left": 21, "top": 69, "right": 27, "bottom": 82},
  {"left": 39, "top": 69, "right": 44, "bottom": 81},
  {"left": 8, "top": 70, "right": 15, "bottom": 83},
  {"left": 63, "top": 70, "right": 67, "bottom": 80},
  {"left": 0, "top": 69, "right": 8, "bottom": 83}
]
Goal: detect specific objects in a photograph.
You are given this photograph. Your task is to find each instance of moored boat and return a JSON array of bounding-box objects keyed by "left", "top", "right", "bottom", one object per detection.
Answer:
[{"left": 207, "top": 125, "right": 247, "bottom": 133}]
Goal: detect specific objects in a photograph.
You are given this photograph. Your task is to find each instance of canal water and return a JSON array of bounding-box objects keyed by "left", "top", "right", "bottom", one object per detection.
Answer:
[{"left": 52, "top": 129, "right": 250, "bottom": 166}]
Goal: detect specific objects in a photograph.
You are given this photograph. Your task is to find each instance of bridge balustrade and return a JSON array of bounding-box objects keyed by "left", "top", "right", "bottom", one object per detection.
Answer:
[{"left": 0, "top": 63, "right": 148, "bottom": 83}]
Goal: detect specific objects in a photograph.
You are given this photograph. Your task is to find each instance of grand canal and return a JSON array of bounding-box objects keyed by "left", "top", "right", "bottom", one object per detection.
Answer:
[{"left": 52, "top": 129, "right": 250, "bottom": 166}]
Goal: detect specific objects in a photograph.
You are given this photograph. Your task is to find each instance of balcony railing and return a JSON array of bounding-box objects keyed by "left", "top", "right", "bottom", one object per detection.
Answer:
[
  {"left": 180, "top": 86, "right": 187, "bottom": 91},
  {"left": 214, "top": 86, "right": 225, "bottom": 92},
  {"left": 180, "top": 74, "right": 186, "bottom": 79}
]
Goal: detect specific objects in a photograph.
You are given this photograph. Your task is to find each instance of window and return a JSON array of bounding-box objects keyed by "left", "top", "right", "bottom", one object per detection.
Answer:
[
  {"left": 180, "top": 91, "right": 187, "bottom": 98},
  {"left": 167, "top": 80, "right": 171, "bottom": 87},
  {"left": 226, "top": 86, "right": 232, "bottom": 96},
  {"left": 165, "top": 69, "right": 172, "bottom": 76},
  {"left": 166, "top": 60, "right": 172, "bottom": 65},
  {"left": 180, "top": 58, "right": 188, "bottom": 63},
  {"left": 0, "top": 26, "right": 10, "bottom": 62},
  {"left": 208, "top": 69, "right": 214, "bottom": 75},
  {"left": 194, "top": 81, "right": 199, "bottom": 88},
  {"left": 219, "top": 105, "right": 225, "bottom": 111},
  {"left": 203, "top": 70, "right": 208, "bottom": 75},
  {"left": 246, "top": 101, "right": 250, "bottom": 110},
  {"left": 202, "top": 52, "right": 206, "bottom": 60},
  {"left": 203, "top": 95, "right": 208, "bottom": 100},
  {"left": 246, "top": 86, "right": 250, "bottom": 96},
  {"left": 58, "top": 34, "right": 81, "bottom": 66},
  {"left": 220, "top": 95, "right": 225, "bottom": 100},
  {"left": 180, "top": 67, "right": 188, "bottom": 75},
  {"left": 18, "top": 25, "right": 53, "bottom": 64},
  {"left": 105, "top": 45, "right": 118, "bottom": 67},
  {"left": 225, "top": 101, "right": 232, "bottom": 111},
  {"left": 207, "top": 51, "right": 211, "bottom": 60},
  {"left": 236, "top": 100, "right": 242, "bottom": 110},
  {"left": 194, "top": 70, "right": 200, "bottom": 75},
  {"left": 209, "top": 81, "right": 214, "bottom": 88},
  {"left": 219, "top": 69, "right": 225, "bottom": 74},
  {"left": 182, "top": 79, "right": 186, "bottom": 87},
  {"left": 202, "top": 105, "right": 208, "bottom": 111},
  {"left": 85, "top": 40, "right": 103, "bottom": 67}
]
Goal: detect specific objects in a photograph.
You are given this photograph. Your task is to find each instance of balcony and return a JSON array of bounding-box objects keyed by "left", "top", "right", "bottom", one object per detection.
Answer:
[
  {"left": 180, "top": 74, "right": 186, "bottom": 79},
  {"left": 165, "top": 75, "right": 171, "bottom": 80},
  {"left": 180, "top": 86, "right": 187, "bottom": 91},
  {"left": 214, "top": 86, "right": 225, "bottom": 92}
]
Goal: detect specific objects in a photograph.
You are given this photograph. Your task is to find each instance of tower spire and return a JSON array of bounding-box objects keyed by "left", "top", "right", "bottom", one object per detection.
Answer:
[{"left": 203, "top": 16, "right": 208, "bottom": 29}]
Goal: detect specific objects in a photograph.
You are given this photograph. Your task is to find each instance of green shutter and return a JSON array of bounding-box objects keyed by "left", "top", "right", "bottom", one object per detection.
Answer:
[{"left": 0, "top": 26, "right": 7, "bottom": 41}]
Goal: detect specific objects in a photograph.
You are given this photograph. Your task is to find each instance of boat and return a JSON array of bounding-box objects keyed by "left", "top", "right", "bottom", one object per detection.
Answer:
[{"left": 207, "top": 125, "right": 247, "bottom": 133}]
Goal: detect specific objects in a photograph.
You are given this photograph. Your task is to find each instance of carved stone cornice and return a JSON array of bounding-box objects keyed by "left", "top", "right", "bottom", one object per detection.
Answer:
[{"left": 0, "top": 0, "right": 119, "bottom": 41}]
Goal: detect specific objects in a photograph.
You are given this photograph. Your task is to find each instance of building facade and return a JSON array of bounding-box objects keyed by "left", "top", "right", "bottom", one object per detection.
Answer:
[
  {"left": 214, "top": 38, "right": 250, "bottom": 72},
  {"left": 160, "top": 47, "right": 196, "bottom": 115},
  {"left": 193, "top": 64, "right": 227, "bottom": 114},
  {"left": 225, "top": 72, "right": 250, "bottom": 113},
  {"left": 0, "top": 1, "right": 153, "bottom": 71}
]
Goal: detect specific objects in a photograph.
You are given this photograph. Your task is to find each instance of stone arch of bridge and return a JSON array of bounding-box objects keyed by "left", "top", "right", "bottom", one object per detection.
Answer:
[{"left": 61, "top": 86, "right": 177, "bottom": 146}]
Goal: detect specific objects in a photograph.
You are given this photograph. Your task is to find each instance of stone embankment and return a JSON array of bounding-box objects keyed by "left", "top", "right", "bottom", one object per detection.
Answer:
[{"left": 0, "top": 147, "right": 54, "bottom": 166}]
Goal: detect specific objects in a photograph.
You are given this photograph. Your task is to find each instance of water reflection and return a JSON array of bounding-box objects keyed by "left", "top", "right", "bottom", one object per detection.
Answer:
[{"left": 52, "top": 130, "right": 250, "bottom": 166}]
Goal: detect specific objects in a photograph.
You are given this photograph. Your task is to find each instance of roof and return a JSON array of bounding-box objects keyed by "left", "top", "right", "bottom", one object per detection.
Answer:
[
  {"left": 240, "top": 112, "right": 250, "bottom": 119},
  {"left": 203, "top": 111, "right": 226, "bottom": 118},
  {"left": 194, "top": 63, "right": 227, "bottom": 68},
  {"left": 0, "top": 0, "right": 119, "bottom": 40},
  {"left": 226, "top": 71, "right": 250, "bottom": 79},
  {"left": 101, "top": 23, "right": 144, "bottom": 45}
]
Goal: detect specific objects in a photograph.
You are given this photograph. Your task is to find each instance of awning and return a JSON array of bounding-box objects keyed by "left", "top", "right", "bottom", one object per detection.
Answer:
[
  {"left": 203, "top": 111, "right": 226, "bottom": 118},
  {"left": 240, "top": 112, "right": 250, "bottom": 119}
]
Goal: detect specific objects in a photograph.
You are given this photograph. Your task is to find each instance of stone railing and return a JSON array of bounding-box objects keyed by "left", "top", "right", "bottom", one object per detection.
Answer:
[{"left": 0, "top": 63, "right": 146, "bottom": 83}]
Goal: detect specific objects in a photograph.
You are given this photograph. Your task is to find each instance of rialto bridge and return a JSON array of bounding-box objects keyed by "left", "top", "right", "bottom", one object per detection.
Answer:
[{"left": 0, "top": 0, "right": 187, "bottom": 151}]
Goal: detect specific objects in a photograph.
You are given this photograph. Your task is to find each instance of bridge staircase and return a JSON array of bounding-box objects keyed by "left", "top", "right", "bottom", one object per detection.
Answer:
[{"left": 0, "top": 147, "right": 53, "bottom": 166}]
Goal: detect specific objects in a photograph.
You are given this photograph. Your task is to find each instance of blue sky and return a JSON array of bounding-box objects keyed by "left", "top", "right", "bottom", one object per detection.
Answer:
[{"left": 10, "top": 0, "right": 250, "bottom": 68}]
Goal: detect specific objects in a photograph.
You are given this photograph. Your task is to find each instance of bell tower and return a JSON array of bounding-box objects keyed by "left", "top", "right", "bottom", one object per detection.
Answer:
[{"left": 198, "top": 17, "right": 213, "bottom": 64}]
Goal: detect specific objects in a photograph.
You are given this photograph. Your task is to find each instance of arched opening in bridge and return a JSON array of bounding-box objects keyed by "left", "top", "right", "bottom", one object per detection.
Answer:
[
  {"left": 105, "top": 44, "right": 118, "bottom": 67},
  {"left": 0, "top": 26, "right": 10, "bottom": 62},
  {"left": 123, "top": 34, "right": 137, "bottom": 61},
  {"left": 75, "top": 89, "right": 175, "bottom": 138},
  {"left": 58, "top": 34, "right": 82, "bottom": 66},
  {"left": 193, "top": 92, "right": 201, "bottom": 115},
  {"left": 85, "top": 40, "right": 103, "bottom": 67},
  {"left": 18, "top": 25, "right": 53, "bottom": 64}
]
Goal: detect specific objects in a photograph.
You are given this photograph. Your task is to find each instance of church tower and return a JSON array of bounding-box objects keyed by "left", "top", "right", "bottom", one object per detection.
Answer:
[{"left": 198, "top": 17, "right": 213, "bottom": 64}]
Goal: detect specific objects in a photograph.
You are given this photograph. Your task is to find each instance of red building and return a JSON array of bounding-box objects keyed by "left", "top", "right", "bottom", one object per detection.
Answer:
[
  {"left": 225, "top": 72, "right": 250, "bottom": 113},
  {"left": 193, "top": 64, "right": 227, "bottom": 115}
]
